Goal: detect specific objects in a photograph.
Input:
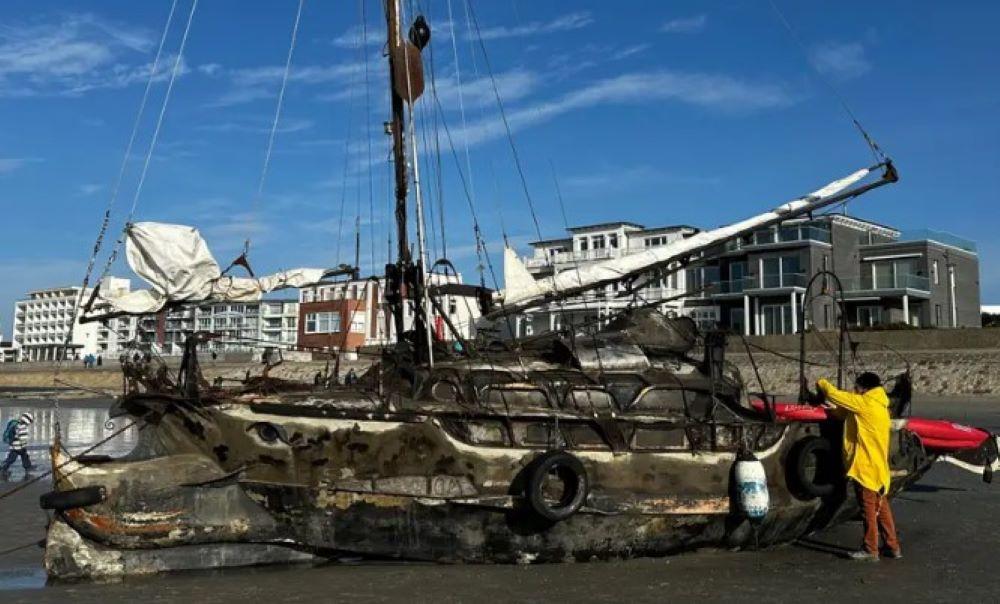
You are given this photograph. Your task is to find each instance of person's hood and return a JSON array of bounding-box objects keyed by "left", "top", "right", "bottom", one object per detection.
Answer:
[
  {"left": 867, "top": 386, "right": 889, "bottom": 407},
  {"left": 19, "top": 412, "right": 34, "bottom": 425}
]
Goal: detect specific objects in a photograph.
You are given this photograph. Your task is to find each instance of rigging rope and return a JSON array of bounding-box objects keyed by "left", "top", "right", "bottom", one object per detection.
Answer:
[
  {"left": 334, "top": 38, "right": 363, "bottom": 266},
  {"left": 126, "top": 0, "right": 200, "bottom": 221},
  {"left": 249, "top": 0, "right": 306, "bottom": 250},
  {"left": 88, "top": 0, "right": 200, "bottom": 293},
  {"left": 446, "top": 0, "right": 478, "bottom": 213},
  {"left": 465, "top": 0, "right": 544, "bottom": 243},
  {"left": 766, "top": 0, "right": 888, "bottom": 163},
  {"left": 360, "top": 0, "right": 377, "bottom": 272},
  {"left": 75, "top": 0, "right": 179, "bottom": 301},
  {"left": 50, "top": 0, "right": 194, "bottom": 439}
]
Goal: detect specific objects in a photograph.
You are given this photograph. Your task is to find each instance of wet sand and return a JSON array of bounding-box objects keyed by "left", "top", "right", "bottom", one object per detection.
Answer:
[{"left": 1, "top": 397, "right": 998, "bottom": 603}]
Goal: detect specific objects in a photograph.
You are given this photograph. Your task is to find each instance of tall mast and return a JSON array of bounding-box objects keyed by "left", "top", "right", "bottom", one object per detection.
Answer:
[
  {"left": 385, "top": 0, "right": 409, "bottom": 341},
  {"left": 384, "top": 0, "right": 433, "bottom": 364}
]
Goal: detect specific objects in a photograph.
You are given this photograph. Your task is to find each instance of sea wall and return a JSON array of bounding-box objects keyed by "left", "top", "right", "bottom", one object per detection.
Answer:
[
  {"left": 1, "top": 329, "right": 997, "bottom": 397},
  {"left": 727, "top": 350, "right": 1000, "bottom": 398},
  {"left": 0, "top": 360, "right": 370, "bottom": 394},
  {"left": 725, "top": 328, "right": 1000, "bottom": 397}
]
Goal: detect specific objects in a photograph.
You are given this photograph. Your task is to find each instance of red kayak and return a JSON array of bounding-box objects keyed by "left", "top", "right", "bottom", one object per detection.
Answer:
[{"left": 750, "top": 399, "right": 989, "bottom": 453}]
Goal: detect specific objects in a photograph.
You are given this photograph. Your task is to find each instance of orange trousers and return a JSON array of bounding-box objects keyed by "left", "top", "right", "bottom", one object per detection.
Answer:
[{"left": 856, "top": 483, "right": 901, "bottom": 555}]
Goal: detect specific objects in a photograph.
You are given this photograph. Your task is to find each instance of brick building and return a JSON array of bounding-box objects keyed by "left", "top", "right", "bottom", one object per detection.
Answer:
[{"left": 298, "top": 273, "right": 478, "bottom": 351}]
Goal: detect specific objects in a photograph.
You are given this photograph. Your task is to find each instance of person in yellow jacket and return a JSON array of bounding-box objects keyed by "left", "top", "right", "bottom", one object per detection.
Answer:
[{"left": 817, "top": 372, "right": 902, "bottom": 561}]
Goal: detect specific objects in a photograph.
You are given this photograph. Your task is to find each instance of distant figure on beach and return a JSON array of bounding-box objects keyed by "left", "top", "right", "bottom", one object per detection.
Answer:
[{"left": 1, "top": 412, "right": 35, "bottom": 478}]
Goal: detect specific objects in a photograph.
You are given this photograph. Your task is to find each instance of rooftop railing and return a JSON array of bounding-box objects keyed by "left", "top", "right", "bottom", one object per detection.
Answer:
[{"left": 897, "top": 229, "right": 977, "bottom": 253}]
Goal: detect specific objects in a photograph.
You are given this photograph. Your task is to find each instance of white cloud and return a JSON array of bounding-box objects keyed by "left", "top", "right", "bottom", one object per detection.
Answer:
[
  {"left": 454, "top": 70, "right": 797, "bottom": 148},
  {"left": 210, "top": 61, "right": 370, "bottom": 107},
  {"left": 562, "top": 165, "right": 721, "bottom": 191},
  {"left": 198, "top": 117, "right": 315, "bottom": 135},
  {"left": 197, "top": 63, "right": 222, "bottom": 76},
  {"left": 810, "top": 41, "right": 871, "bottom": 81},
  {"left": 474, "top": 12, "right": 593, "bottom": 41},
  {"left": 0, "top": 13, "right": 157, "bottom": 97},
  {"left": 433, "top": 68, "right": 539, "bottom": 111},
  {"left": 0, "top": 157, "right": 37, "bottom": 175},
  {"left": 331, "top": 22, "right": 456, "bottom": 48},
  {"left": 611, "top": 44, "right": 650, "bottom": 61},
  {"left": 78, "top": 183, "right": 102, "bottom": 196},
  {"left": 660, "top": 15, "right": 708, "bottom": 34}
]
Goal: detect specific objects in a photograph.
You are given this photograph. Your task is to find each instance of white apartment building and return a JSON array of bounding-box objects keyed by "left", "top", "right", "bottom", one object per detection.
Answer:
[
  {"left": 139, "top": 300, "right": 300, "bottom": 356},
  {"left": 12, "top": 278, "right": 301, "bottom": 360},
  {"left": 12, "top": 278, "right": 135, "bottom": 362},
  {"left": 516, "top": 222, "right": 698, "bottom": 337},
  {"left": 260, "top": 299, "right": 299, "bottom": 346}
]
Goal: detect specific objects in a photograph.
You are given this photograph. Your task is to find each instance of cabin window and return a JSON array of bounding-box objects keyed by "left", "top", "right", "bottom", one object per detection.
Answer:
[
  {"left": 608, "top": 234, "right": 619, "bottom": 249},
  {"left": 592, "top": 235, "right": 606, "bottom": 249},
  {"left": 565, "top": 389, "right": 613, "bottom": 413},
  {"left": 563, "top": 424, "right": 607, "bottom": 449},
  {"left": 459, "top": 420, "right": 507, "bottom": 445},
  {"left": 482, "top": 386, "right": 550, "bottom": 409},
  {"left": 631, "top": 388, "right": 688, "bottom": 418},
  {"left": 632, "top": 424, "right": 686, "bottom": 450},
  {"left": 512, "top": 422, "right": 566, "bottom": 448}
]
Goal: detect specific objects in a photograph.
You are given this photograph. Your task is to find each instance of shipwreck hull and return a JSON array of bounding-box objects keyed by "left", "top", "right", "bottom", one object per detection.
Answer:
[
  {"left": 45, "top": 466, "right": 930, "bottom": 579},
  {"left": 42, "top": 393, "right": 935, "bottom": 579}
]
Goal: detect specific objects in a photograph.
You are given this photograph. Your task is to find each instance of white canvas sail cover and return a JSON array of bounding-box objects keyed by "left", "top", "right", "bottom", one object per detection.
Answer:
[
  {"left": 501, "top": 167, "right": 874, "bottom": 309},
  {"left": 92, "top": 222, "right": 327, "bottom": 315}
]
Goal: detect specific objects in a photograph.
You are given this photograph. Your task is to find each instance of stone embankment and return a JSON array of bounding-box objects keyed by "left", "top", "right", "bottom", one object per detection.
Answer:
[
  {"left": 0, "top": 359, "right": 371, "bottom": 397},
  {"left": 727, "top": 349, "right": 1000, "bottom": 397},
  {"left": 1, "top": 329, "right": 997, "bottom": 398}
]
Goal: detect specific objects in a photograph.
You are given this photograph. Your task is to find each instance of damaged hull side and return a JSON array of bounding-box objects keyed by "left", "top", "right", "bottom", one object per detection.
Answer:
[{"left": 44, "top": 397, "right": 934, "bottom": 577}]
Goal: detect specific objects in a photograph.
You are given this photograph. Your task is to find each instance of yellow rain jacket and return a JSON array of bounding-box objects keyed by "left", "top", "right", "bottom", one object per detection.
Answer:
[{"left": 816, "top": 379, "right": 892, "bottom": 494}]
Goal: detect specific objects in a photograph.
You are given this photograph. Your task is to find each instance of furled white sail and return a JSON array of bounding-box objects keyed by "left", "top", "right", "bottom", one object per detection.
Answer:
[
  {"left": 90, "top": 222, "right": 327, "bottom": 316},
  {"left": 500, "top": 166, "right": 875, "bottom": 310}
]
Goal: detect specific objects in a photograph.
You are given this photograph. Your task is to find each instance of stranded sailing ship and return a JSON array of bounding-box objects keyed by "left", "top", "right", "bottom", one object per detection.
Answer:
[{"left": 38, "top": 1, "right": 998, "bottom": 579}]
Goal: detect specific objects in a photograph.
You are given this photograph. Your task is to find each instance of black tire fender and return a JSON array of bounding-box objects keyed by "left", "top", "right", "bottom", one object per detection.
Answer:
[
  {"left": 39, "top": 486, "right": 107, "bottom": 511},
  {"left": 788, "top": 436, "right": 839, "bottom": 499},
  {"left": 525, "top": 450, "right": 588, "bottom": 522}
]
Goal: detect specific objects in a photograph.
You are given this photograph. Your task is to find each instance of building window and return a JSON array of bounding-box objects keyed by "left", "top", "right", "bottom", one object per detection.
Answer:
[
  {"left": 608, "top": 234, "right": 618, "bottom": 249},
  {"left": 350, "top": 316, "right": 366, "bottom": 333},
  {"left": 644, "top": 236, "right": 667, "bottom": 247},
  {"left": 857, "top": 306, "right": 883, "bottom": 328},
  {"left": 932, "top": 260, "right": 939, "bottom": 285},
  {"left": 579, "top": 238, "right": 588, "bottom": 252},
  {"left": 305, "top": 312, "right": 341, "bottom": 334},
  {"left": 592, "top": 235, "right": 606, "bottom": 249},
  {"left": 448, "top": 299, "right": 457, "bottom": 315},
  {"left": 935, "top": 304, "right": 942, "bottom": 326}
]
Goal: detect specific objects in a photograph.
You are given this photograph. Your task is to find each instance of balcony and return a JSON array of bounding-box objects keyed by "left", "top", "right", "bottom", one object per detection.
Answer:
[
  {"left": 691, "top": 272, "right": 809, "bottom": 297},
  {"left": 756, "top": 272, "right": 809, "bottom": 289},
  {"left": 842, "top": 274, "right": 931, "bottom": 293},
  {"left": 723, "top": 226, "right": 831, "bottom": 252}
]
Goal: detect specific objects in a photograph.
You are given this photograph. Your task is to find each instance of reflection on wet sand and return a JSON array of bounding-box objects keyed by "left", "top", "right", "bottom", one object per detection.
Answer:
[{"left": 0, "top": 401, "right": 136, "bottom": 480}]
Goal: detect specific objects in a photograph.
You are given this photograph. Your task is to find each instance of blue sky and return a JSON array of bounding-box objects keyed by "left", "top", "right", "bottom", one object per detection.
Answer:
[{"left": 1, "top": 0, "right": 998, "bottom": 337}]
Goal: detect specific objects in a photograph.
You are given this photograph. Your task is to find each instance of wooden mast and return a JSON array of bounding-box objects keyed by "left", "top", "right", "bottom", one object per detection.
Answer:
[
  {"left": 385, "top": 0, "right": 409, "bottom": 342},
  {"left": 384, "top": 0, "right": 431, "bottom": 362}
]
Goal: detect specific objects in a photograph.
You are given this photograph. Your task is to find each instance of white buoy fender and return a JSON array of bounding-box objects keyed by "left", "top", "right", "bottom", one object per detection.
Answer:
[{"left": 735, "top": 454, "right": 769, "bottom": 521}]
